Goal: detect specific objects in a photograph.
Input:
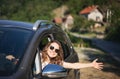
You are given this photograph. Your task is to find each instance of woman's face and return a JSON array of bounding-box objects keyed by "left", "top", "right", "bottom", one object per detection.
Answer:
[{"left": 47, "top": 42, "right": 60, "bottom": 58}]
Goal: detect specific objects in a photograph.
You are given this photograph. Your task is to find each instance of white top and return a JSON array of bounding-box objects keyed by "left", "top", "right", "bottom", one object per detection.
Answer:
[{"left": 42, "top": 61, "right": 49, "bottom": 69}]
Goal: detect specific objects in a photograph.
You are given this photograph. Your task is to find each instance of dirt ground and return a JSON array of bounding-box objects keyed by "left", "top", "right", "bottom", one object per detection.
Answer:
[{"left": 74, "top": 47, "right": 120, "bottom": 79}]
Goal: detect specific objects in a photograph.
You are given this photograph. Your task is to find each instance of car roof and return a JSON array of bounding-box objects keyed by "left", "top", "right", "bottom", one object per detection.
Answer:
[
  {"left": 0, "top": 20, "right": 34, "bottom": 30},
  {"left": 0, "top": 20, "right": 53, "bottom": 31}
]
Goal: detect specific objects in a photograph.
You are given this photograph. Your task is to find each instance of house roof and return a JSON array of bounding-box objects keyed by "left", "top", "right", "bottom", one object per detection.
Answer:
[{"left": 80, "top": 5, "right": 98, "bottom": 14}]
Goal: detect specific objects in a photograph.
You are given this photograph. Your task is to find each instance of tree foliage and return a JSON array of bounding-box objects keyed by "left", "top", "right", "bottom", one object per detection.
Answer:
[
  {"left": 0, "top": 0, "right": 119, "bottom": 42},
  {"left": 105, "top": 1, "right": 120, "bottom": 42},
  {"left": 0, "top": 0, "right": 62, "bottom": 22}
]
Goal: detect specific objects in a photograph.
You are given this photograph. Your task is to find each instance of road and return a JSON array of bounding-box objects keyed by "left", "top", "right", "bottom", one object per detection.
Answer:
[
  {"left": 75, "top": 47, "right": 120, "bottom": 79},
  {"left": 70, "top": 32, "right": 120, "bottom": 62}
]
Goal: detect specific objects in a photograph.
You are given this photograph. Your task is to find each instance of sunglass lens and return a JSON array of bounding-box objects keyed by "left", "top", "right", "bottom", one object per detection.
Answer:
[
  {"left": 50, "top": 46, "right": 54, "bottom": 50},
  {"left": 55, "top": 49, "right": 59, "bottom": 53}
]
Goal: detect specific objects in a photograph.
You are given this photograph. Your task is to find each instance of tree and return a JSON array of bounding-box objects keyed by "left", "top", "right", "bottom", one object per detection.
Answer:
[{"left": 105, "top": 1, "right": 120, "bottom": 43}]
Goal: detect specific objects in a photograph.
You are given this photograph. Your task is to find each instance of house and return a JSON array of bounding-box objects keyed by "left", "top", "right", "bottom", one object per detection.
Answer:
[
  {"left": 80, "top": 5, "right": 103, "bottom": 22},
  {"left": 63, "top": 14, "right": 74, "bottom": 31},
  {"left": 52, "top": 14, "right": 74, "bottom": 31}
]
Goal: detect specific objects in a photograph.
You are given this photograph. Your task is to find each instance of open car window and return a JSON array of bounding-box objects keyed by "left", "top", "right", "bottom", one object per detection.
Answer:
[
  {"left": 32, "top": 35, "right": 52, "bottom": 76},
  {"left": 39, "top": 35, "right": 51, "bottom": 51}
]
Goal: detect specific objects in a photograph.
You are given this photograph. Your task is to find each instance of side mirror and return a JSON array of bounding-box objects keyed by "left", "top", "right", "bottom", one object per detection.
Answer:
[{"left": 42, "top": 64, "right": 67, "bottom": 78}]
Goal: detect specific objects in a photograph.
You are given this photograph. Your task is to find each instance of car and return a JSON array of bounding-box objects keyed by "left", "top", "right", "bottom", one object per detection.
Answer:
[{"left": 0, "top": 20, "right": 80, "bottom": 79}]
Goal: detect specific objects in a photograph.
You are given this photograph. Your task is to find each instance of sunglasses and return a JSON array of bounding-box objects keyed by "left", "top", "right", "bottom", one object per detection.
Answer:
[{"left": 49, "top": 46, "right": 60, "bottom": 53}]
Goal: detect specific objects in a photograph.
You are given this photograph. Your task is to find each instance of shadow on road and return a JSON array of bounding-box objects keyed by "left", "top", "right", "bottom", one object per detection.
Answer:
[
  {"left": 75, "top": 47, "right": 120, "bottom": 79},
  {"left": 81, "top": 48, "right": 120, "bottom": 77}
]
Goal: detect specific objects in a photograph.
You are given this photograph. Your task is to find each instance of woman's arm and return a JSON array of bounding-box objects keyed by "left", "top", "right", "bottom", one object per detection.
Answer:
[{"left": 62, "top": 59, "right": 103, "bottom": 70}]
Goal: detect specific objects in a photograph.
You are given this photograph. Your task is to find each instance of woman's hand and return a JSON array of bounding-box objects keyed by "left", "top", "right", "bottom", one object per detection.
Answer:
[
  {"left": 6, "top": 55, "right": 19, "bottom": 64},
  {"left": 6, "top": 55, "right": 15, "bottom": 60},
  {"left": 92, "top": 59, "right": 104, "bottom": 70}
]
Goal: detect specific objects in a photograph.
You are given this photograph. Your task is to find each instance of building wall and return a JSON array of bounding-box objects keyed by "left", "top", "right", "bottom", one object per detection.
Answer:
[{"left": 88, "top": 9, "right": 103, "bottom": 22}]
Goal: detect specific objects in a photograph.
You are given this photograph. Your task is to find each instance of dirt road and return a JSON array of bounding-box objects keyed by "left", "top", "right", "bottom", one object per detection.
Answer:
[{"left": 74, "top": 47, "right": 120, "bottom": 79}]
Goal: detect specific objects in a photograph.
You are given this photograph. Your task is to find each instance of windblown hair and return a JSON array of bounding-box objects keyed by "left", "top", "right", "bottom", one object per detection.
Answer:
[{"left": 41, "top": 40, "right": 64, "bottom": 65}]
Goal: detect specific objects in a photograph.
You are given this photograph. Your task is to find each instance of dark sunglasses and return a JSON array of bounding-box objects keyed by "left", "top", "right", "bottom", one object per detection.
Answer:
[{"left": 49, "top": 46, "right": 60, "bottom": 53}]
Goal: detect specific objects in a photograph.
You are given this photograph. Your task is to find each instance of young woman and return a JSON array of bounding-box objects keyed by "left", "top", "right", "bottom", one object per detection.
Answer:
[{"left": 41, "top": 40, "right": 104, "bottom": 70}]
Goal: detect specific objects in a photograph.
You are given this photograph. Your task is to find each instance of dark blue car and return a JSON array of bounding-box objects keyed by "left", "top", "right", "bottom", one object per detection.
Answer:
[{"left": 0, "top": 20, "right": 80, "bottom": 79}]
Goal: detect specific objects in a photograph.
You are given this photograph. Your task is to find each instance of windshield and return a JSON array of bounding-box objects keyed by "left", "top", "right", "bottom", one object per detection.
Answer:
[{"left": 0, "top": 27, "right": 33, "bottom": 76}]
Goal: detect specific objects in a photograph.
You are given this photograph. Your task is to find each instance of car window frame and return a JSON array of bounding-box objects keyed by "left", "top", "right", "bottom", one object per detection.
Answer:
[{"left": 31, "top": 33, "right": 53, "bottom": 77}]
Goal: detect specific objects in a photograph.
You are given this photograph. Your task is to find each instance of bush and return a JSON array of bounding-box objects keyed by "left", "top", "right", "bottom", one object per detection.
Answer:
[
  {"left": 67, "top": 33, "right": 91, "bottom": 47},
  {"left": 71, "top": 15, "right": 94, "bottom": 33},
  {"left": 105, "top": 25, "right": 120, "bottom": 43}
]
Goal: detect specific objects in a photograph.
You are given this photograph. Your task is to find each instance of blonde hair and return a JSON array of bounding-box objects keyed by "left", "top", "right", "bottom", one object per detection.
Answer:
[{"left": 41, "top": 40, "right": 64, "bottom": 65}]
